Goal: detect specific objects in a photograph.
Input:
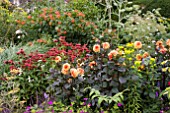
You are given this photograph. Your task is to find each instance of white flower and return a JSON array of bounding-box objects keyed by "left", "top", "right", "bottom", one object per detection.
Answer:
[
  {"left": 17, "top": 36, "right": 21, "bottom": 39},
  {"left": 16, "top": 29, "right": 22, "bottom": 34}
]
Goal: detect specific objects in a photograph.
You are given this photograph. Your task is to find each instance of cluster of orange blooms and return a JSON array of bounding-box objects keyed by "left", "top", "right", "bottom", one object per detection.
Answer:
[
  {"left": 37, "top": 39, "right": 47, "bottom": 44},
  {"left": 61, "top": 63, "right": 84, "bottom": 78},
  {"left": 136, "top": 52, "right": 150, "bottom": 61},
  {"left": 156, "top": 39, "right": 170, "bottom": 54},
  {"left": 54, "top": 56, "right": 84, "bottom": 78},
  {"left": 93, "top": 42, "right": 110, "bottom": 53}
]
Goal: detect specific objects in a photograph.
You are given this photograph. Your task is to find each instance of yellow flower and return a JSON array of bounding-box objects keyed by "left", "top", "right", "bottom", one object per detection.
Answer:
[
  {"left": 6, "top": 76, "right": 15, "bottom": 80},
  {"left": 131, "top": 65, "right": 135, "bottom": 69},
  {"left": 10, "top": 69, "right": 19, "bottom": 75},
  {"left": 118, "top": 46, "right": 124, "bottom": 49},
  {"left": 118, "top": 50, "right": 124, "bottom": 55},
  {"left": 0, "top": 47, "right": 4, "bottom": 53},
  {"left": 128, "top": 58, "right": 132, "bottom": 61},
  {"left": 134, "top": 61, "right": 142, "bottom": 67},
  {"left": 150, "top": 58, "right": 155, "bottom": 62},
  {"left": 161, "top": 60, "right": 168, "bottom": 65},
  {"left": 126, "top": 42, "right": 133, "bottom": 47},
  {"left": 162, "top": 67, "right": 168, "bottom": 72},
  {"left": 158, "top": 18, "right": 163, "bottom": 23},
  {"left": 168, "top": 68, "right": 170, "bottom": 73},
  {"left": 124, "top": 49, "right": 134, "bottom": 54}
]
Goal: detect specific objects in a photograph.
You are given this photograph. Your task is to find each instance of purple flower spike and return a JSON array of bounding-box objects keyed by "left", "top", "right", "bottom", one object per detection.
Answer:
[
  {"left": 44, "top": 93, "right": 49, "bottom": 99},
  {"left": 156, "top": 91, "right": 159, "bottom": 97},
  {"left": 48, "top": 101, "right": 53, "bottom": 105},
  {"left": 117, "top": 102, "right": 123, "bottom": 107},
  {"left": 83, "top": 98, "right": 88, "bottom": 101}
]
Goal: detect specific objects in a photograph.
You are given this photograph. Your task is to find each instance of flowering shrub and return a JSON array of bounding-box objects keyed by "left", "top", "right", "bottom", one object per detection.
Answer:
[
  {"left": 17, "top": 7, "right": 100, "bottom": 45},
  {"left": 1, "top": 0, "right": 170, "bottom": 112},
  {"left": 4, "top": 36, "right": 90, "bottom": 103}
]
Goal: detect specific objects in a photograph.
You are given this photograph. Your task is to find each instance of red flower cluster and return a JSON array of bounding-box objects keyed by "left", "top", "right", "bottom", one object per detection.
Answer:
[
  {"left": 5, "top": 36, "right": 90, "bottom": 70},
  {"left": 48, "top": 36, "right": 90, "bottom": 62}
]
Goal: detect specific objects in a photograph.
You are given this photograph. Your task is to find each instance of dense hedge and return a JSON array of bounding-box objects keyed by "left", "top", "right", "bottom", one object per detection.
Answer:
[
  {"left": 130, "top": 0, "right": 170, "bottom": 18},
  {"left": 144, "top": 0, "right": 170, "bottom": 17}
]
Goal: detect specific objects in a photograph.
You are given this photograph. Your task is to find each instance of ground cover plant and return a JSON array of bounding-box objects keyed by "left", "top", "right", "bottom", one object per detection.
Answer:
[{"left": 0, "top": 0, "right": 170, "bottom": 113}]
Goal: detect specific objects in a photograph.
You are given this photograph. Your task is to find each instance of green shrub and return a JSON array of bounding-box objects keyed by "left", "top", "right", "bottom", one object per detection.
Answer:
[
  {"left": 0, "top": 2, "right": 26, "bottom": 46},
  {"left": 19, "top": 7, "right": 100, "bottom": 45},
  {"left": 66, "top": 0, "right": 100, "bottom": 20},
  {"left": 143, "top": 0, "right": 170, "bottom": 18},
  {"left": 131, "top": 0, "right": 170, "bottom": 18}
]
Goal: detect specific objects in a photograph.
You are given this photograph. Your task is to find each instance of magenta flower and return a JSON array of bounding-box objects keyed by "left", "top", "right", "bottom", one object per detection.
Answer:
[
  {"left": 48, "top": 101, "right": 53, "bottom": 105},
  {"left": 69, "top": 110, "right": 73, "bottom": 113},
  {"left": 83, "top": 102, "right": 86, "bottom": 105},
  {"left": 117, "top": 102, "right": 123, "bottom": 107},
  {"left": 83, "top": 98, "right": 88, "bottom": 101},
  {"left": 160, "top": 110, "right": 164, "bottom": 113},
  {"left": 80, "top": 110, "right": 85, "bottom": 113},
  {"left": 26, "top": 106, "right": 31, "bottom": 111},
  {"left": 88, "top": 103, "right": 91, "bottom": 107}
]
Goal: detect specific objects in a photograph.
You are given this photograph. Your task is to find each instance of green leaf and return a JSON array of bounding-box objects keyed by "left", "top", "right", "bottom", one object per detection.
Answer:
[
  {"left": 98, "top": 97, "right": 104, "bottom": 106},
  {"left": 111, "top": 87, "right": 119, "bottom": 93},
  {"left": 119, "top": 76, "right": 127, "bottom": 84},
  {"left": 91, "top": 95, "right": 99, "bottom": 100},
  {"left": 149, "top": 92, "right": 155, "bottom": 99}
]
